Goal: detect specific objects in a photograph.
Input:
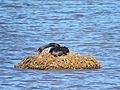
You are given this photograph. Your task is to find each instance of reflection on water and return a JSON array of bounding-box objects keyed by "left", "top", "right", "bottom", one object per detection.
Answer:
[{"left": 0, "top": 0, "right": 120, "bottom": 90}]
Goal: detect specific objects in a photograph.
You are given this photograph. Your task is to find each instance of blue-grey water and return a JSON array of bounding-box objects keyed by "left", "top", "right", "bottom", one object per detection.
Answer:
[{"left": 0, "top": 0, "right": 120, "bottom": 90}]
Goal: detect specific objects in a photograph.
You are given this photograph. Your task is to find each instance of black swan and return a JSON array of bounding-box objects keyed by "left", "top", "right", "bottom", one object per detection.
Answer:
[{"left": 38, "top": 43, "right": 69, "bottom": 57}]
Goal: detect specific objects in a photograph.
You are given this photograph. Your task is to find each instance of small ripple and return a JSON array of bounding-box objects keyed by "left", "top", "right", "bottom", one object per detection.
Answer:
[
  {"left": 23, "top": 47, "right": 35, "bottom": 51},
  {"left": 0, "top": 22, "right": 28, "bottom": 24}
]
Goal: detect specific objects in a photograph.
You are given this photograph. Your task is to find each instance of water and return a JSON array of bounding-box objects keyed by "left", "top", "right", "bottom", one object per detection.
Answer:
[{"left": 0, "top": 0, "right": 120, "bottom": 90}]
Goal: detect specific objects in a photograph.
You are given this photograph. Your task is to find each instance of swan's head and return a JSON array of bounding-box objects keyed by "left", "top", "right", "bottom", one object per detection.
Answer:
[{"left": 38, "top": 48, "right": 43, "bottom": 55}]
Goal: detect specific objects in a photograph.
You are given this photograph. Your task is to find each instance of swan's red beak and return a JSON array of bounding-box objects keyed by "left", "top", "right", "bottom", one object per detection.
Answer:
[{"left": 38, "top": 51, "right": 41, "bottom": 55}]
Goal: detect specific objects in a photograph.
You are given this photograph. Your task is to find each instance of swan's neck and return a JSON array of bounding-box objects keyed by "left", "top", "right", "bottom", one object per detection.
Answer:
[{"left": 40, "top": 43, "right": 60, "bottom": 51}]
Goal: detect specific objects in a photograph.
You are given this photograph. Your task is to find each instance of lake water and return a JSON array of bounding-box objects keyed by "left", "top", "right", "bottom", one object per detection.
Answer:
[{"left": 0, "top": 0, "right": 120, "bottom": 90}]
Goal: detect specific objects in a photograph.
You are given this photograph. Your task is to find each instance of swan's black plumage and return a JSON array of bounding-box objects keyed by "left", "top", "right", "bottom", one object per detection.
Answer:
[
  {"left": 38, "top": 43, "right": 69, "bottom": 57},
  {"left": 49, "top": 46, "right": 69, "bottom": 57}
]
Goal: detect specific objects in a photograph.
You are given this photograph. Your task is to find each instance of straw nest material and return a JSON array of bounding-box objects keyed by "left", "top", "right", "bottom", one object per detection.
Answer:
[{"left": 14, "top": 51, "right": 101, "bottom": 70}]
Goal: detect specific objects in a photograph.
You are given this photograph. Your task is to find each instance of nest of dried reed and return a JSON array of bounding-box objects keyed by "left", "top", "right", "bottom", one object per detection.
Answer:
[{"left": 14, "top": 51, "right": 101, "bottom": 70}]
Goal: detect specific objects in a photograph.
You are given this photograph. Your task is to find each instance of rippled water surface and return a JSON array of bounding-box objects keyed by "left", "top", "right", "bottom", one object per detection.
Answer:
[{"left": 0, "top": 0, "right": 120, "bottom": 90}]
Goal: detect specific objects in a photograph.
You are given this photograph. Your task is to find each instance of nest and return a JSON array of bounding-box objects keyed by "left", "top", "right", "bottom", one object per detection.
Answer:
[{"left": 14, "top": 51, "right": 101, "bottom": 70}]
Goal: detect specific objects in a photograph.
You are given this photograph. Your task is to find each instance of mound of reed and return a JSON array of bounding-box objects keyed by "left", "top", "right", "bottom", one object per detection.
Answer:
[{"left": 15, "top": 51, "right": 101, "bottom": 70}]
